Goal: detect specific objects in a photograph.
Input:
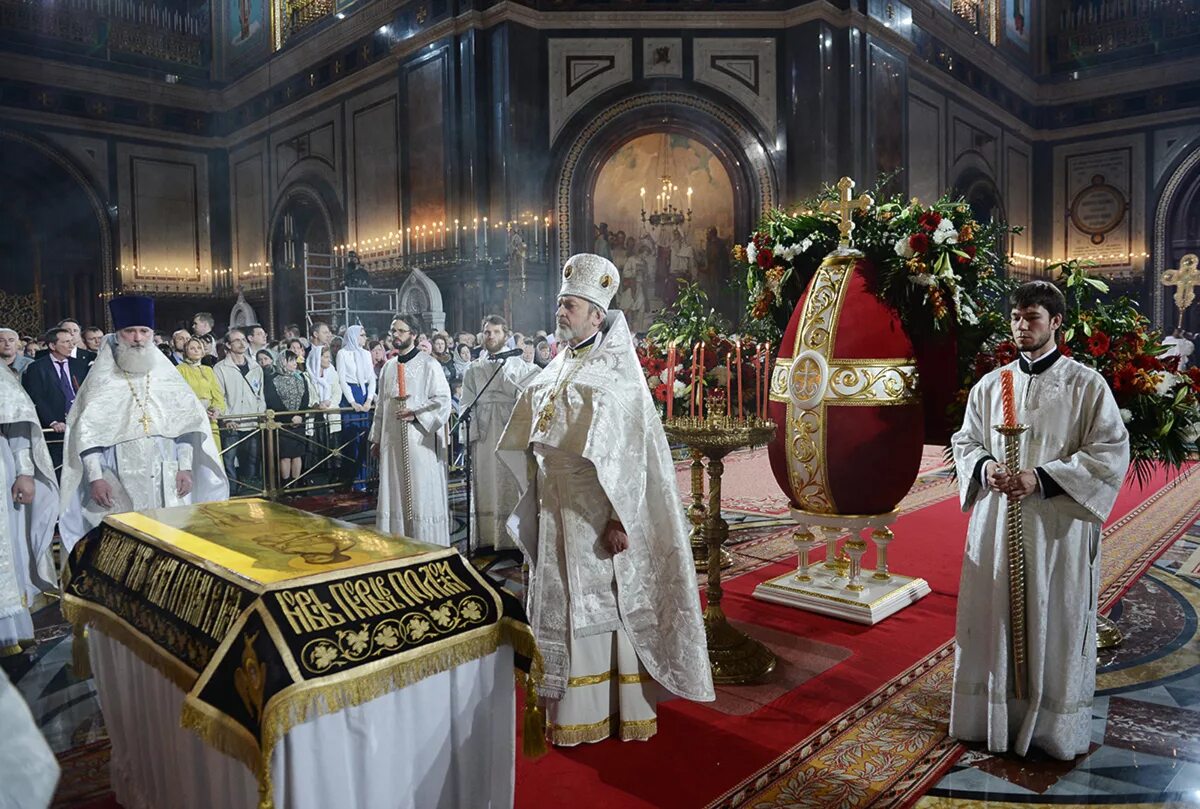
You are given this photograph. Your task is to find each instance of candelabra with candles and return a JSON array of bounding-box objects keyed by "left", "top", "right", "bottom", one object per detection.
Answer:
[
  {"left": 328, "top": 214, "right": 554, "bottom": 276},
  {"left": 662, "top": 339, "right": 777, "bottom": 685},
  {"left": 640, "top": 179, "right": 693, "bottom": 228}
]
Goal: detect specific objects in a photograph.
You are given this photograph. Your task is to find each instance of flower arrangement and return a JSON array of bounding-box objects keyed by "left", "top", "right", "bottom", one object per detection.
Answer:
[
  {"left": 735, "top": 177, "right": 1014, "bottom": 343},
  {"left": 638, "top": 282, "right": 771, "bottom": 420},
  {"left": 957, "top": 260, "right": 1200, "bottom": 483}
]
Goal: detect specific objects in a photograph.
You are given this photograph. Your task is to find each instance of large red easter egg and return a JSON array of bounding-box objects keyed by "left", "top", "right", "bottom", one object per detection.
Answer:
[{"left": 767, "top": 254, "right": 924, "bottom": 515}]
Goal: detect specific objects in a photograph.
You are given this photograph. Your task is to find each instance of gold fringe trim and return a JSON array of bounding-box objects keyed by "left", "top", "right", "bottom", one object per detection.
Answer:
[
  {"left": 63, "top": 598, "right": 196, "bottom": 691},
  {"left": 550, "top": 714, "right": 658, "bottom": 746},
  {"left": 620, "top": 717, "right": 657, "bottom": 741}
]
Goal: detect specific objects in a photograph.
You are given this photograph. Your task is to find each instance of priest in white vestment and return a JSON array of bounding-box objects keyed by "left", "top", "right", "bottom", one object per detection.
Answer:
[
  {"left": 499, "top": 253, "right": 714, "bottom": 747},
  {"left": 59, "top": 297, "right": 229, "bottom": 552},
  {"left": 460, "top": 315, "right": 539, "bottom": 552},
  {"left": 951, "top": 280, "right": 1130, "bottom": 760},
  {"left": 0, "top": 366, "right": 58, "bottom": 654},
  {"left": 370, "top": 316, "right": 453, "bottom": 546}
]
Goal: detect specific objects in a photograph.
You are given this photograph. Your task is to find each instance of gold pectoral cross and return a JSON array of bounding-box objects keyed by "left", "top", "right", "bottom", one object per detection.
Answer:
[
  {"left": 1163, "top": 254, "right": 1200, "bottom": 327},
  {"left": 820, "top": 176, "right": 873, "bottom": 248},
  {"left": 138, "top": 411, "right": 153, "bottom": 435}
]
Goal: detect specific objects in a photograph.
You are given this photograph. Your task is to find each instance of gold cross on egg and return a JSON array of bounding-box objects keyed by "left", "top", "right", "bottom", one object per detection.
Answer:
[
  {"left": 820, "top": 176, "right": 873, "bottom": 248},
  {"left": 1163, "top": 254, "right": 1200, "bottom": 327}
]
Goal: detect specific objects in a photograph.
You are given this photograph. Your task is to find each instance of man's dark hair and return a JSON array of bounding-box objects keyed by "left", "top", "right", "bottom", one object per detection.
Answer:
[
  {"left": 1009, "top": 281, "right": 1066, "bottom": 320},
  {"left": 44, "top": 327, "right": 71, "bottom": 345},
  {"left": 192, "top": 312, "right": 215, "bottom": 327},
  {"left": 82, "top": 326, "right": 103, "bottom": 336},
  {"left": 310, "top": 320, "right": 329, "bottom": 337},
  {"left": 246, "top": 324, "right": 266, "bottom": 340},
  {"left": 57, "top": 318, "right": 80, "bottom": 329},
  {"left": 480, "top": 315, "right": 508, "bottom": 333}
]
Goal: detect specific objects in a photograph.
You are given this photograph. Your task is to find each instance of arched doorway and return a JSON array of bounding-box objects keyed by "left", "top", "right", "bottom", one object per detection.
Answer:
[
  {"left": 552, "top": 91, "right": 778, "bottom": 326},
  {"left": 269, "top": 183, "right": 337, "bottom": 336},
  {"left": 0, "top": 131, "right": 112, "bottom": 334},
  {"left": 1154, "top": 141, "right": 1200, "bottom": 330}
]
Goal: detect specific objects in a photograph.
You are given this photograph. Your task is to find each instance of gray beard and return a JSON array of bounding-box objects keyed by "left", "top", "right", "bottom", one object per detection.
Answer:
[
  {"left": 114, "top": 342, "right": 156, "bottom": 375},
  {"left": 554, "top": 323, "right": 575, "bottom": 343}
]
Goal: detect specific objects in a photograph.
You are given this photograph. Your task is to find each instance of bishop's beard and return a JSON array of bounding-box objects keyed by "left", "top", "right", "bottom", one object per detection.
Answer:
[
  {"left": 554, "top": 322, "right": 576, "bottom": 343},
  {"left": 114, "top": 341, "right": 156, "bottom": 375}
]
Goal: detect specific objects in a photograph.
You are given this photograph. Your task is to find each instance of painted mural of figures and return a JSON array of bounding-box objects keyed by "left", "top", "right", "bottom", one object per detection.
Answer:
[
  {"left": 611, "top": 230, "right": 630, "bottom": 269},
  {"left": 704, "top": 226, "right": 731, "bottom": 298},
  {"left": 622, "top": 240, "right": 657, "bottom": 309},
  {"left": 594, "top": 223, "right": 613, "bottom": 260}
]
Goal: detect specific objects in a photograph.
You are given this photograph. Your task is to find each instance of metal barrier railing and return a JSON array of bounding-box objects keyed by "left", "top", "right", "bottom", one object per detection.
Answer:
[{"left": 42, "top": 404, "right": 465, "bottom": 503}]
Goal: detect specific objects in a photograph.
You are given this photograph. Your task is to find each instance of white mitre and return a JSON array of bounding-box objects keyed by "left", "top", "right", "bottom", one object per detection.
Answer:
[{"left": 559, "top": 253, "right": 620, "bottom": 310}]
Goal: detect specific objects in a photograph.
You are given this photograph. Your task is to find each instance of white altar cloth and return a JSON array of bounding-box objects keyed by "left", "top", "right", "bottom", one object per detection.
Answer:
[{"left": 88, "top": 630, "right": 516, "bottom": 809}]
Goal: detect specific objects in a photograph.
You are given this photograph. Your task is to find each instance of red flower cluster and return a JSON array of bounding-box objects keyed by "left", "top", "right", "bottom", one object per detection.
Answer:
[
  {"left": 994, "top": 340, "right": 1018, "bottom": 365},
  {"left": 918, "top": 211, "right": 942, "bottom": 231},
  {"left": 956, "top": 244, "right": 977, "bottom": 265},
  {"left": 756, "top": 248, "right": 774, "bottom": 269},
  {"left": 653, "top": 383, "right": 671, "bottom": 402},
  {"left": 1086, "top": 330, "right": 1110, "bottom": 357},
  {"left": 909, "top": 233, "right": 930, "bottom": 254}
]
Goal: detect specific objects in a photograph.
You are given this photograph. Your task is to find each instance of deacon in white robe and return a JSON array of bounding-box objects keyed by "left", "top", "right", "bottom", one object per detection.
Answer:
[
  {"left": 499, "top": 254, "right": 714, "bottom": 747},
  {"left": 59, "top": 297, "right": 229, "bottom": 552},
  {"left": 370, "top": 317, "right": 453, "bottom": 546},
  {"left": 951, "top": 280, "right": 1130, "bottom": 760},
  {"left": 0, "top": 367, "right": 58, "bottom": 654},
  {"left": 460, "top": 315, "right": 539, "bottom": 551}
]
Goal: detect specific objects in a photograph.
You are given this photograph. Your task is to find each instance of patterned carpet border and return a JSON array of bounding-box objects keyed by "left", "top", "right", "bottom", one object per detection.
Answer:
[{"left": 709, "top": 468, "right": 1200, "bottom": 809}]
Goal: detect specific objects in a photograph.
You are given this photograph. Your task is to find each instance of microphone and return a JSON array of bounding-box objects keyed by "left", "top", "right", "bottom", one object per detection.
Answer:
[{"left": 488, "top": 348, "right": 522, "bottom": 361}]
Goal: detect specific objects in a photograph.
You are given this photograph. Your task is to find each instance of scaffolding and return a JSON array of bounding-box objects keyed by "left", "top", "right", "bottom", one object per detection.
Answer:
[{"left": 302, "top": 245, "right": 399, "bottom": 333}]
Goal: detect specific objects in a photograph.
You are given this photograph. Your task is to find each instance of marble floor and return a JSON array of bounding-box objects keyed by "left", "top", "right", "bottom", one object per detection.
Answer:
[{"left": 918, "top": 520, "right": 1200, "bottom": 808}]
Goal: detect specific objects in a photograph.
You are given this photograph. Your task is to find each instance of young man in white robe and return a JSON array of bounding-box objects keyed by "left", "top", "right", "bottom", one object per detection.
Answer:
[
  {"left": 370, "top": 317, "right": 452, "bottom": 546},
  {"left": 0, "top": 366, "right": 58, "bottom": 654},
  {"left": 499, "top": 254, "right": 714, "bottom": 747},
  {"left": 950, "top": 280, "right": 1130, "bottom": 760},
  {"left": 59, "top": 296, "right": 229, "bottom": 552},
  {"left": 460, "top": 315, "right": 539, "bottom": 552}
]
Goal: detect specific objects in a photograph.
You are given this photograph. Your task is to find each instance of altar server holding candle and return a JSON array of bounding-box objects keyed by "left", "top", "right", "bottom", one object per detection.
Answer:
[
  {"left": 950, "top": 280, "right": 1129, "bottom": 760},
  {"left": 370, "top": 316, "right": 452, "bottom": 545}
]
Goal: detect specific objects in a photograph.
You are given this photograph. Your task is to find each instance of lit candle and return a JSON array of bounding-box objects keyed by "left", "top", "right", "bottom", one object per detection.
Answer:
[
  {"left": 725, "top": 354, "right": 731, "bottom": 417},
  {"left": 398, "top": 361, "right": 407, "bottom": 399},
  {"left": 735, "top": 341, "right": 743, "bottom": 420},
  {"left": 690, "top": 343, "right": 697, "bottom": 418},
  {"left": 666, "top": 344, "right": 676, "bottom": 421},
  {"left": 687, "top": 187, "right": 693, "bottom": 210},
  {"left": 1001, "top": 370, "right": 1015, "bottom": 427}
]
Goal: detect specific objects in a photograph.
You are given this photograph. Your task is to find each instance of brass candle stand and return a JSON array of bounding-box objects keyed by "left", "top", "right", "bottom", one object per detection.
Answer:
[
  {"left": 665, "top": 414, "right": 777, "bottom": 685},
  {"left": 995, "top": 423, "right": 1029, "bottom": 701}
]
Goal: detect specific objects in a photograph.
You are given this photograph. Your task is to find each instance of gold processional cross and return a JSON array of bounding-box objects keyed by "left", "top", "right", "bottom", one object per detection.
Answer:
[
  {"left": 1162, "top": 254, "right": 1200, "bottom": 327},
  {"left": 820, "top": 176, "right": 874, "bottom": 248}
]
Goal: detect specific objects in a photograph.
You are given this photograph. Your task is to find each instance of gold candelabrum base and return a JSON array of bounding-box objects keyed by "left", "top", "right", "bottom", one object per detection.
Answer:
[
  {"left": 665, "top": 416, "right": 777, "bottom": 685},
  {"left": 1097, "top": 614, "right": 1123, "bottom": 649}
]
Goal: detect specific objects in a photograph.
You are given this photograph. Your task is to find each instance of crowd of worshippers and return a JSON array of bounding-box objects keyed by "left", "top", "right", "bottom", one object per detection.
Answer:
[{"left": 0, "top": 314, "right": 564, "bottom": 491}]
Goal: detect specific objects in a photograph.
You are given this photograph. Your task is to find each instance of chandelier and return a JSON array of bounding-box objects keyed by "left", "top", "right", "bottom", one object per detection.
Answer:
[{"left": 640, "top": 133, "right": 693, "bottom": 228}]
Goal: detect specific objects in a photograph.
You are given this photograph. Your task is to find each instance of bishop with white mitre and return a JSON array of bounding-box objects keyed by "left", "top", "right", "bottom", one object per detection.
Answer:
[
  {"left": 370, "top": 316, "right": 453, "bottom": 546},
  {"left": 59, "top": 296, "right": 229, "bottom": 551}
]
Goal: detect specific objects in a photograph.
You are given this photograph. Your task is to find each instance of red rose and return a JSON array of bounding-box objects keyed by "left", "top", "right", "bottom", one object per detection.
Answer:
[
  {"left": 1086, "top": 331, "right": 1110, "bottom": 357},
  {"left": 919, "top": 211, "right": 942, "bottom": 231},
  {"left": 956, "top": 244, "right": 978, "bottom": 265},
  {"left": 908, "top": 232, "right": 930, "bottom": 254},
  {"left": 756, "top": 248, "right": 774, "bottom": 269}
]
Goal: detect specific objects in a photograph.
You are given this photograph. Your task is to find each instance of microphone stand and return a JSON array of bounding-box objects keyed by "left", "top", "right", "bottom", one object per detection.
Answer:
[{"left": 450, "top": 357, "right": 510, "bottom": 557}]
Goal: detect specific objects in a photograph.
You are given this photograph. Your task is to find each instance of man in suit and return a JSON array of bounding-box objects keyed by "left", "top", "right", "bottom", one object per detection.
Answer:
[
  {"left": 22, "top": 327, "right": 90, "bottom": 470},
  {"left": 0, "top": 329, "right": 32, "bottom": 376},
  {"left": 55, "top": 319, "right": 97, "bottom": 365}
]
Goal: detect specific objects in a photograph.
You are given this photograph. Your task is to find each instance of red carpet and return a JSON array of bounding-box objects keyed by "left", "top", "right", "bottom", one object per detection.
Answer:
[{"left": 515, "top": 464, "right": 1199, "bottom": 809}]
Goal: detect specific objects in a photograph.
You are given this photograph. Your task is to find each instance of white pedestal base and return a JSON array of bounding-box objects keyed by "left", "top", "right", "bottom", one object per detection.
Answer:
[{"left": 753, "top": 568, "right": 930, "bottom": 624}]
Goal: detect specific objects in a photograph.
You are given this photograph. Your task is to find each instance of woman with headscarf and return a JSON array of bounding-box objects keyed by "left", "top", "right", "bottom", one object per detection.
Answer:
[
  {"left": 263, "top": 350, "right": 310, "bottom": 484},
  {"left": 177, "top": 336, "right": 226, "bottom": 451},
  {"left": 453, "top": 342, "right": 471, "bottom": 379},
  {"left": 430, "top": 332, "right": 457, "bottom": 387},
  {"left": 336, "top": 324, "right": 375, "bottom": 490}
]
